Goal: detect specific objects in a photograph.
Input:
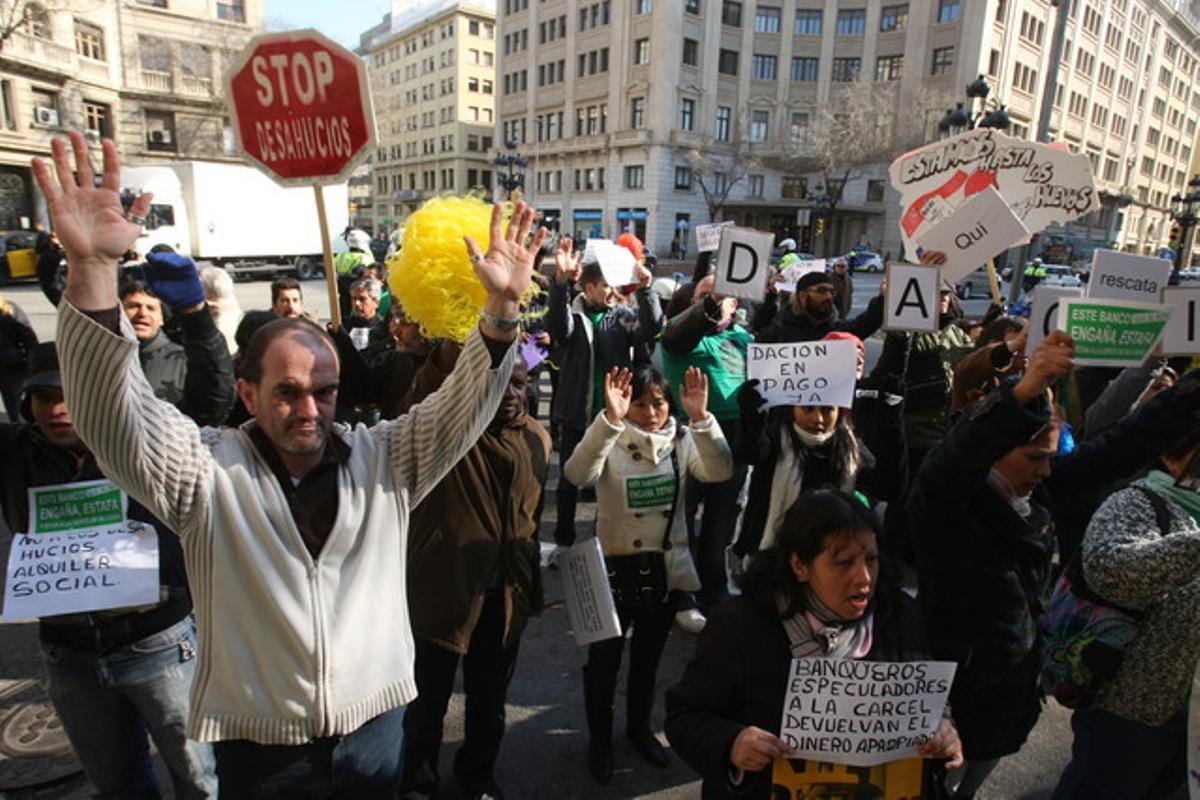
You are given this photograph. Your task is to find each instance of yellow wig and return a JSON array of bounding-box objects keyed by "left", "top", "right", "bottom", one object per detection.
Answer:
[{"left": 386, "top": 195, "right": 503, "bottom": 343}]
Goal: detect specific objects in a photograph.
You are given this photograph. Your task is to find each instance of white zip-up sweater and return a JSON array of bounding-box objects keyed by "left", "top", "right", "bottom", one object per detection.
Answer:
[{"left": 57, "top": 302, "right": 516, "bottom": 744}]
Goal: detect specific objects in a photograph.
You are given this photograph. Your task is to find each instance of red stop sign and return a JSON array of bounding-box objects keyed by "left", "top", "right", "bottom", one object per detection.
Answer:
[{"left": 225, "top": 30, "right": 375, "bottom": 186}]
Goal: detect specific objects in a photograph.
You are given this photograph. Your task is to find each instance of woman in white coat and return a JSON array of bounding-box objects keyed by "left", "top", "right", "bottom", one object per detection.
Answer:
[{"left": 564, "top": 365, "right": 733, "bottom": 783}]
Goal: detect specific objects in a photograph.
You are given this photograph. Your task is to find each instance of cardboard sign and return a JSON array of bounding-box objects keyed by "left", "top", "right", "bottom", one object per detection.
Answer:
[
  {"left": 1163, "top": 287, "right": 1200, "bottom": 355},
  {"left": 560, "top": 537, "right": 621, "bottom": 646},
  {"left": 884, "top": 263, "right": 941, "bottom": 332},
  {"left": 594, "top": 240, "right": 638, "bottom": 287},
  {"left": 1087, "top": 250, "right": 1172, "bottom": 303},
  {"left": 2, "top": 481, "right": 160, "bottom": 621},
  {"left": 913, "top": 187, "right": 1031, "bottom": 283},
  {"left": 772, "top": 757, "right": 924, "bottom": 799},
  {"left": 890, "top": 128, "right": 1099, "bottom": 256},
  {"left": 778, "top": 659, "right": 956, "bottom": 768},
  {"left": 520, "top": 338, "right": 549, "bottom": 371},
  {"left": 714, "top": 227, "right": 775, "bottom": 301},
  {"left": 746, "top": 339, "right": 858, "bottom": 409},
  {"left": 1057, "top": 298, "right": 1172, "bottom": 367},
  {"left": 1028, "top": 285, "right": 1083, "bottom": 353},
  {"left": 695, "top": 220, "right": 735, "bottom": 253},
  {"left": 777, "top": 260, "right": 826, "bottom": 294}
]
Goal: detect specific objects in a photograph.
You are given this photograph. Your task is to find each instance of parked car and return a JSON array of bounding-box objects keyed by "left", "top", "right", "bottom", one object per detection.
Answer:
[
  {"left": 956, "top": 268, "right": 994, "bottom": 300},
  {"left": 1178, "top": 266, "right": 1200, "bottom": 283},
  {"left": 843, "top": 249, "right": 883, "bottom": 272},
  {"left": 1042, "top": 264, "right": 1082, "bottom": 288},
  {"left": 0, "top": 231, "right": 37, "bottom": 285}
]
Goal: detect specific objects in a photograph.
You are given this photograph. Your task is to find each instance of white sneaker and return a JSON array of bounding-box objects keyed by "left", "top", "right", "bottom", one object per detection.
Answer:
[{"left": 675, "top": 608, "right": 707, "bottom": 634}]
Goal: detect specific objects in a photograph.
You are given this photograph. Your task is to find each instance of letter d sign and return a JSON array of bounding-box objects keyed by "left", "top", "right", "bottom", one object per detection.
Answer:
[{"left": 715, "top": 227, "right": 775, "bottom": 301}]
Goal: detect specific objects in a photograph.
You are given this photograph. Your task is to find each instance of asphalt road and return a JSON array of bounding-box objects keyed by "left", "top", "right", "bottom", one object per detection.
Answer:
[{"left": 0, "top": 273, "right": 1070, "bottom": 799}]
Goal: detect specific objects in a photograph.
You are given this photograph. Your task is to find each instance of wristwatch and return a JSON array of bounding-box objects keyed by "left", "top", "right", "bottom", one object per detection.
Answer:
[{"left": 480, "top": 310, "right": 521, "bottom": 331}]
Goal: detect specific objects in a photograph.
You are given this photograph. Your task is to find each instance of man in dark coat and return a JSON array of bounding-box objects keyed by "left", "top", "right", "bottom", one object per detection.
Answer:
[
  {"left": 908, "top": 331, "right": 1200, "bottom": 798},
  {"left": 753, "top": 271, "right": 882, "bottom": 344}
]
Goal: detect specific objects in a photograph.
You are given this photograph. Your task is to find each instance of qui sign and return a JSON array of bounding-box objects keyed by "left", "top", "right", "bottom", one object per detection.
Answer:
[{"left": 912, "top": 187, "right": 1030, "bottom": 283}]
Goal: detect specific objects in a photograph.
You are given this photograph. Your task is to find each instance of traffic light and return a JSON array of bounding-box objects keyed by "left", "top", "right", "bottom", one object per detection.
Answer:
[{"left": 1169, "top": 222, "right": 1182, "bottom": 248}]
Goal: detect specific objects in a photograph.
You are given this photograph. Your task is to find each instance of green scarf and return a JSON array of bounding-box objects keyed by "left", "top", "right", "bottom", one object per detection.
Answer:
[{"left": 1143, "top": 470, "right": 1200, "bottom": 525}]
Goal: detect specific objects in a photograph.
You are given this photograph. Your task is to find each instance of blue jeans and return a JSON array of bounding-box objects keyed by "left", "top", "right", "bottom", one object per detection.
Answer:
[
  {"left": 214, "top": 705, "right": 406, "bottom": 798},
  {"left": 40, "top": 616, "right": 216, "bottom": 799},
  {"left": 1052, "top": 706, "right": 1188, "bottom": 800}
]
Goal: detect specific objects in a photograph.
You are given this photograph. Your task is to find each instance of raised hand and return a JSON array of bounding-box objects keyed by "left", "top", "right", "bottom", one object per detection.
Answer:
[
  {"left": 634, "top": 262, "right": 653, "bottom": 288},
  {"left": 1013, "top": 330, "right": 1074, "bottom": 406},
  {"left": 679, "top": 366, "right": 710, "bottom": 422},
  {"left": 464, "top": 201, "right": 548, "bottom": 337},
  {"left": 603, "top": 367, "right": 633, "bottom": 426},
  {"left": 31, "top": 132, "right": 150, "bottom": 308},
  {"left": 554, "top": 235, "right": 582, "bottom": 285}
]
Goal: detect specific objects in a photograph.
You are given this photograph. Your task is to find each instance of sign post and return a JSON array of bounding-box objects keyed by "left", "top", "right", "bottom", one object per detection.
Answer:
[{"left": 225, "top": 29, "right": 377, "bottom": 328}]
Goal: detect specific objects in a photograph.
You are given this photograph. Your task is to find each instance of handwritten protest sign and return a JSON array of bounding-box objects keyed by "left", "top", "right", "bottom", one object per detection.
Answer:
[
  {"left": 747, "top": 339, "right": 857, "bottom": 408},
  {"left": 2, "top": 480, "right": 159, "bottom": 621},
  {"left": 772, "top": 756, "right": 924, "bottom": 799},
  {"left": 714, "top": 227, "right": 775, "bottom": 301},
  {"left": 695, "top": 220, "right": 735, "bottom": 253},
  {"left": 1028, "top": 284, "right": 1083, "bottom": 353},
  {"left": 1087, "top": 250, "right": 1172, "bottom": 303},
  {"left": 1163, "top": 287, "right": 1200, "bottom": 355},
  {"left": 777, "top": 260, "right": 826, "bottom": 294},
  {"left": 777, "top": 659, "right": 956, "bottom": 768},
  {"left": 890, "top": 128, "right": 1098, "bottom": 257},
  {"left": 560, "top": 537, "right": 621, "bottom": 646},
  {"left": 1056, "top": 298, "right": 1172, "bottom": 367},
  {"left": 912, "top": 187, "right": 1031, "bottom": 283},
  {"left": 884, "top": 263, "right": 941, "bottom": 332}
]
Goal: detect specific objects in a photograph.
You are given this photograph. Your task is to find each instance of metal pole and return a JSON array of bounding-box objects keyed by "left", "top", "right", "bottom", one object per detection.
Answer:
[{"left": 1009, "top": 0, "right": 1071, "bottom": 304}]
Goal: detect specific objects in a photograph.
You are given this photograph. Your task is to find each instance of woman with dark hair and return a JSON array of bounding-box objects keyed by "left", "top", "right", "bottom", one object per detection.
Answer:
[
  {"left": 664, "top": 490, "right": 962, "bottom": 799},
  {"left": 563, "top": 363, "right": 733, "bottom": 782}
]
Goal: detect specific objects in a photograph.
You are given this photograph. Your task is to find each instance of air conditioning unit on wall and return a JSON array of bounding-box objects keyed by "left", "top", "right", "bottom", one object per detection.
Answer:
[
  {"left": 149, "top": 129, "right": 172, "bottom": 144},
  {"left": 34, "top": 106, "right": 58, "bottom": 126}
]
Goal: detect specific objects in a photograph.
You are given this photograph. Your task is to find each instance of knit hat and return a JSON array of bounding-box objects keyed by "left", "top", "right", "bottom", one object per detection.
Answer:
[
  {"left": 795, "top": 270, "right": 835, "bottom": 291},
  {"left": 822, "top": 330, "right": 864, "bottom": 355},
  {"left": 616, "top": 232, "right": 645, "bottom": 263}
]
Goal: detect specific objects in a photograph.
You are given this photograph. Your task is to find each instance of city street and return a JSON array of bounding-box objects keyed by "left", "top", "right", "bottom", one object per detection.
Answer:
[{"left": 0, "top": 273, "right": 1068, "bottom": 799}]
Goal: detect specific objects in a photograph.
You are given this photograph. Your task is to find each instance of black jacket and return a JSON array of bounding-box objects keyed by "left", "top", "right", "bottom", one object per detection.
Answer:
[
  {"left": 907, "top": 373, "right": 1200, "bottom": 758},
  {"left": 665, "top": 587, "right": 930, "bottom": 800},
  {"left": 143, "top": 308, "right": 235, "bottom": 426},
  {"left": 546, "top": 281, "right": 662, "bottom": 430},
  {"left": 0, "top": 423, "right": 191, "bottom": 651},
  {"left": 753, "top": 294, "right": 883, "bottom": 344}
]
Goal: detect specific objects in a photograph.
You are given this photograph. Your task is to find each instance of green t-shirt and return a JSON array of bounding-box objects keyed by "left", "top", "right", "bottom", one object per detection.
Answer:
[
  {"left": 662, "top": 324, "right": 753, "bottom": 421},
  {"left": 588, "top": 310, "right": 606, "bottom": 416}
]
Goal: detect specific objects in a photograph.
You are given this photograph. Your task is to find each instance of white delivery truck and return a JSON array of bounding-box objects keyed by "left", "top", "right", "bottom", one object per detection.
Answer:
[{"left": 121, "top": 161, "right": 350, "bottom": 280}]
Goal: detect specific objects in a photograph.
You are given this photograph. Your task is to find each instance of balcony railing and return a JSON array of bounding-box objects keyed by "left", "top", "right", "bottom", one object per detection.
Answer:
[
  {"left": 179, "top": 74, "right": 212, "bottom": 97},
  {"left": 139, "top": 69, "right": 173, "bottom": 92},
  {"left": 2, "top": 31, "right": 75, "bottom": 73}
]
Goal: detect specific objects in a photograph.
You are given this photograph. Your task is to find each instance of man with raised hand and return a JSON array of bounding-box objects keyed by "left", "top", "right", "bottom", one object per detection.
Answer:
[{"left": 33, "top": 131, "right": 545, "bottom": 795}]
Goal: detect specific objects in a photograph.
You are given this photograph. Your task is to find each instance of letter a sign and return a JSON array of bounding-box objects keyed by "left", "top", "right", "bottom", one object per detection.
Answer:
[
  {"left": 884, "top": 263, "right": 940, "bottom": 332},
  {"left": 715, "top": 227, "right": 775, "bottom": 301}
]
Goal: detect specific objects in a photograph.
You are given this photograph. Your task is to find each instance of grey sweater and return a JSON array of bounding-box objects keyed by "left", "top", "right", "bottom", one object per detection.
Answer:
[{"left": 1082, "top": 477, "right": 1200, "bottom": 725}]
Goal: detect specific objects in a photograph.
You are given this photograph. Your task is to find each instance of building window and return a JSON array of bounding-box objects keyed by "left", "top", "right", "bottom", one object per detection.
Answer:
[
  {"left": 0, "top": 81, "right": 13, "bottom": 131},
  {"left": 685, "top": 0, "right": 700, "bottom": 12},
  {"left": 750, "top": 109, "right": 769, "bottom": 142},
  {"left": 27, "top": 3, "right": 51, "bottom": 38},
  {"left": 634, "top": 38, "right": 649, "bottom": 64},
  {"left": 747, "top": 174, "right": 764, "bottom": 197},
  {"left": 680, "top": 97, "right": 695, "bottom": 130},
  {"left": 867, "top": 179, "right": 885, "bottom": 202},
  {"left": 630, "top": 96, "right": 645, "bottom": 128},
  {"left": 751, "top": 54, "right": 777, "bottom": 80},
  {"left": 754, "top": 6, "right": 780, "bottom": 32},
  {"left": 718, "top": 49, "right": 738, "bottom": 75},
  {"left": 835, "top": 9, "right": 865, "bottom": 35},
  {"left": 216, "top": 1, "right": 244, "bottom": 22},
  {"left": 931, "top": 46, "right": 954, "bottom": 75},
  {"left": 145, "top": 110, "right": 175, "bottom": 151},
  {"left": 82, "top": 101, "right": 111, "bottom": 137},
  {"left": 791, "top": 57, "right": 818, "bottom": 81},
  {"left": 936, "top": 0, "right": 960, "bottom": 23},
  {"left": 721, "top": 0, "right": 741, "bottom": 26},
  {"left": 716, "top": 105, "right": 731, "bottom": 140},
  {"left": 875, "top": 54, "right": 903, "bottom": 81},
  {"left": 782, "top": 175, "right": 807, "bottom": 198},
  {"left": 624, "top": 164, "right": 645, "bottom": 188},
  {"left": 682, "top": 38, "right": 699, "bottom": 66},
  {"left": 831, "top": 57, "right": 861, "bottom": 82},
  {"left": 674, "top": 166, "right": 692, "bottom": 189},
  {"left": 636, "top": 0, "right": 652, "bottom": 13},
  {"left": 74, "top": 21, "right": 105, "bottom": 61},
  {"left": 789, "top": 111, "right": 809, "bottom": 141},
  {"left": 880, "top": 4, "right": 907, "bottom": 31},
  {"left": 794, "top": 8, "right": 821, "bottom": 34}
]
